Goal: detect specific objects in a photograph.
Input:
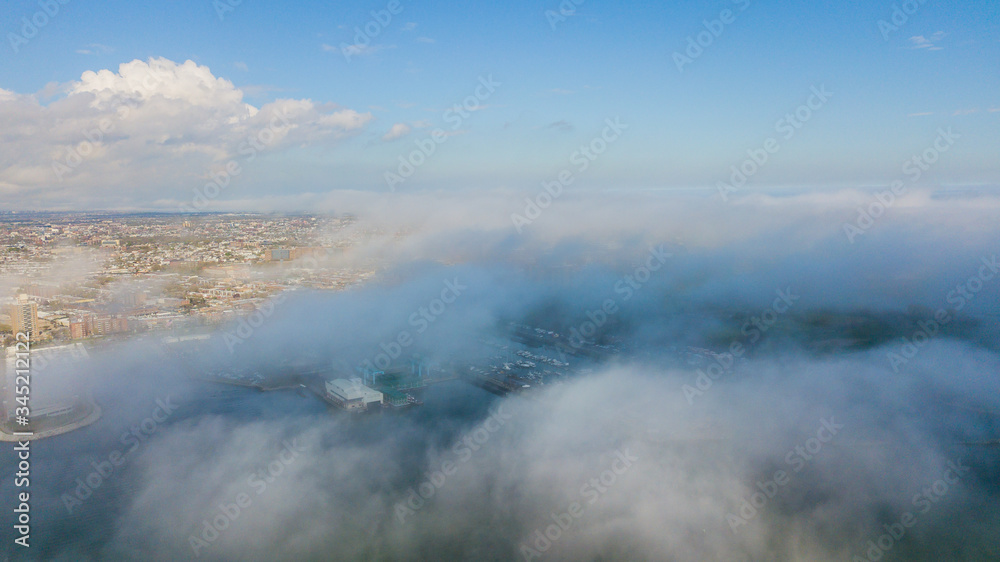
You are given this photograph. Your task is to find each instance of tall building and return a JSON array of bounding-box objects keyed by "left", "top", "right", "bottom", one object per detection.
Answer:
[
  {"left": 8, "top": 296, "right": 38, "bottom": 336},
  {"left": 69, "top": 319, "right": 87, "bottom": 339}
]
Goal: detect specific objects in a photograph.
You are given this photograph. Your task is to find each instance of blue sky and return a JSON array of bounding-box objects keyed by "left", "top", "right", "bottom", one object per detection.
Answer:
[{"left": 0, "top": 0, "right": 997, "bottom": 207}]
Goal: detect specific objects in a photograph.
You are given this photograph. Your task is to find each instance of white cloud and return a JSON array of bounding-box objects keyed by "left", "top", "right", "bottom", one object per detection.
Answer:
[
  {"left": 381, "top": 122, "right": 411, "bottom": 141},
  {"left": 317, "top": 109, "right": 372, "bottom": 130},
  {"left": 0, "top": 57, "right": 372, "bottom": 208},
  {"left": 234, "top": 61, "right": 249, "bottom": 71},
  {"left": 71, "top": 58, "right": 246, "bottom": 108},
  {"left": 909, "top": 31, "right": 946, "bottom": 50},
  {"left": 416, "top": 37, "right": 435, "bottom": 44},
  {"left": 75, "top": 43, "right": 114, "bottom": 55},
  {"left": 325, "top": 43, "right": 395, "bottom": 57}
]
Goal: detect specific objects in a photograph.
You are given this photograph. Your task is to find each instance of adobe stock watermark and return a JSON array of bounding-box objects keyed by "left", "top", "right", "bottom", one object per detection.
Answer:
[
  {"left": 843, "top": 127, "right": 959, "bottom": 243},
  {"left": 7, "top": 0, "right": 71, "bottom": 54},
  {"left": 361, "top": 278, "right": 466, "bottom": 372},
  {"left": 511, "top": 117, "right": 627, "bottom": 233},
  {"left": 672, "top": 0, "right": 751, "bottom": 72},
  {"left": 52, "top": 61, "right": 172, "bottom": 182},
  {"left": 384, "top": 75, "right": 500, "bottom": 191},
  {"left": 395, "top": 405, "right": 512, "bottom": 524},
  {"left": 339, "top": 0, "right": 403, "bottom": 62},
  {"left": 180, "top": 110, "right": 292, "bottom": 212},
  {"left": 60, "top": 396, "right": 180, "bottom": 514},
  {"left": 682, "top": 287, "right": 799, "bottom": 405},
  {"left": 717, "top": 85, "right": 832, "bottom": 202},
  {"left": 222, "top": 292, "right": 288, "bottom": 354},
  {"left": 545, "top": 0, "right": 585, "bottom": 31},
  {"left": 886, "top": 254, "right": 997, "bottom": 372},
  {"left": 851, "top": 458, "right": 969, "bottom": 561},
  {"left": 519, "top": 448, "right": 638, "bottom": 560},
  {"left": 189, "top": 438, "right": 307, "bottom": 557},
  {"left": 877, "top": 0, "right": 931, "bottom": 41},
  {"left": 727, "top": 417, "right": 843, "bottom": 533}
]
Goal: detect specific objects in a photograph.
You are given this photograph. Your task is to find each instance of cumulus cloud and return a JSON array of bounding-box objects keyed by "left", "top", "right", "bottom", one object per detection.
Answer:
[{"left": 0, "top": 57, "right": 372, "bottom": 208}]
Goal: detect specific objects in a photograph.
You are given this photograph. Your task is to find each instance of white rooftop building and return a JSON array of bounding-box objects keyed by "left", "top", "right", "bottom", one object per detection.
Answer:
[
  {"left": 325, "top": 378, "right": 383, "bottom": 411},
  {"left": 3, "top": 342, "right": 88, "bottom": 422}
]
